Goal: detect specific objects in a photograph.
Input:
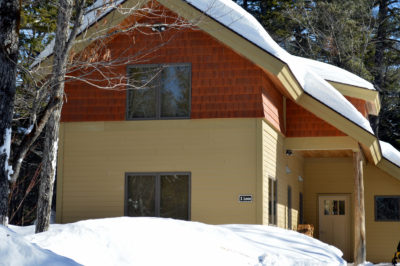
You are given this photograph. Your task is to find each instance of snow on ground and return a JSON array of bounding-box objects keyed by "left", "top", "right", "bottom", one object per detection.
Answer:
[
  {"left": 9, "top": 217, "right": 346, "bottom": 266},
  {"left": 0, "top": 225, "right": 79, "bottom": 266}
]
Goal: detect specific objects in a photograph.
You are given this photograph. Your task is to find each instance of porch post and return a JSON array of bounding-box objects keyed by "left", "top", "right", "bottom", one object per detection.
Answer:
[{"left": 353, "top": 151, "right": 366, "bottom": 265}]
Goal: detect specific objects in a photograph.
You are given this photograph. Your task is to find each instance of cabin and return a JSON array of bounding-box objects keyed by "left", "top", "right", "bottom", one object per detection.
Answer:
[{"left": 35, "top": 0, "right": 400, "bottom": 263}]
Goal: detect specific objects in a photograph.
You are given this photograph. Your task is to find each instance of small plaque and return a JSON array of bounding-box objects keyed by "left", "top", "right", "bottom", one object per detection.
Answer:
[{"left": 239, "top": 195, "right": 253, "bottom": 202}]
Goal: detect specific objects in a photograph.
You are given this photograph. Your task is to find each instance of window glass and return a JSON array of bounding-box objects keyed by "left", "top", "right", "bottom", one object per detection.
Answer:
[
  {"left": 126, "top": 175, "right": 156, "bottom": 217},
  {"left": 324, "top": 200, "right": 332, "bottom": 215},
  {"left": 126, "top": 67, "right": 159, "bottom": 118},
  {"left": 332, "top": 200, "right": 338, "bottom": 215},
  {"left": 268, "top": 178, "right": 277, "bottom": 225},
  {"left": 160, "top": 174, "right": 189, "bottom": 220},
  {"left": 126, "top": 173, "right": 190, "bottom": 220},
  {"left": 324, "top": 200, "right": 346, "bottom": 216},
  {"left": 161, "top": 65, "right": 190, "bottom": 118},
  {"left": 339, "top": 200, "right": 345, "bottom": 215},
  {"left": 375, "top": 196, "right": 400, "bottom": 221},
  {"left": 127, "top": 64, "right": 191, "bottom": 119}
]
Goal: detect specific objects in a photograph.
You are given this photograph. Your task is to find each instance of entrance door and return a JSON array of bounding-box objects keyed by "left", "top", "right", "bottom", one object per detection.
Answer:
[{"left": 318, "top": 195, "right": 350, "bottom": 260}]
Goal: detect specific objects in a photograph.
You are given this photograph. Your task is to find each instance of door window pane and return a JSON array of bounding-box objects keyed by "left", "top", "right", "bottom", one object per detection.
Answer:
[
  {"left": 160, "top": 174, "right": 189, "bottom": 220},
  {"left": 324, "top": 200, "right": 332, "bottom": 215},
  {"left": 126, "top": 175, "right": 156, "bottom": 217},
  {"left": 332, "top": 200, "right": 338, "bottom": 215},
  {"left": 339, "top": 200, "right": 345, "bottom": 215},
  {"left": 161, "top": 65, "right": 190, "bottom": 118}
]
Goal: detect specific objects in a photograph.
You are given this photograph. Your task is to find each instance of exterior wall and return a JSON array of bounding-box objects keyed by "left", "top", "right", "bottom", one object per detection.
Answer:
[
  {"left": 364, "top": 164, "right": 400, "bottom": 263},
  {"left": 286, "top": 100, "right": 345, "bottom": 137},
  {"left": 303, "top": 157, "right": 355, "bottom": 261},
  {"left": 304, "top": 157, "right": 400, "bottom": 263},
  {"left": 57, "top": 119, "right": 259, "bottom": 224},
  {"left": 61, "top": 10, "right": 284, "bottom": 133},
  {"left": 260, "top": 120, "right": 304, "bottom": 229}
]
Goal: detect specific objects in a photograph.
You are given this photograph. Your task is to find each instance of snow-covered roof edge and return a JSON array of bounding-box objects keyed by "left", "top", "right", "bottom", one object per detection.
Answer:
[
  {"left": 184, "top": 0, "right": 374, "bottom": 134},
  {"left": 181, "top": 0, "right": 400, "bottom": 170},
  {"left": 379, "top": 141, "right": 400, "bottom": 168}
]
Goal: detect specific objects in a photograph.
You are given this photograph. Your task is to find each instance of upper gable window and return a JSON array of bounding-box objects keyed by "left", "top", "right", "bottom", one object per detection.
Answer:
[{"left": 126, "top": 63, "right": 191, "bottom": 120}]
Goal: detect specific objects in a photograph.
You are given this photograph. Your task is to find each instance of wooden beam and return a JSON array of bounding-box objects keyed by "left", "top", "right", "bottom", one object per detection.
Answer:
[
  {"left": 353, "top": 151, "right": 366, "bottom": 264},
  {"left": 285, "top": 136, "right": 359, "bottom": 151}
]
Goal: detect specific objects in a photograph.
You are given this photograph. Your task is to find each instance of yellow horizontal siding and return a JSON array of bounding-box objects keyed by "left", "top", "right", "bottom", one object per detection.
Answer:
[
  {"left": 58, "top": 119, "right": 258, "bottom": 225},
  {"left": 364, "top": 164, "right": 400, "bottom": 263},
  {"left": 261, "top": 120, "right": 304, "bottom": 229}
]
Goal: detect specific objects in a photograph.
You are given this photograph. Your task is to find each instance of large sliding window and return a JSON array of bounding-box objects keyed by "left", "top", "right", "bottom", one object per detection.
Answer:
[
  {"left": 126, "top": 63, "right": 191, "bottom": 120},
  {"left": 125, "top": 172, "right": 190, "bottom": 220}
]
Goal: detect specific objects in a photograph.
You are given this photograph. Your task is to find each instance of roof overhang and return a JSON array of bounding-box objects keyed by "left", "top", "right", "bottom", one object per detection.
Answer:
[
  {"left": 34, "top": 0, "right": 398, "bottom": 179},
  {"left": 157, "top": 0, "right": 391, "bottom": 170},
  {"left": 327, "top": 81, "right": 381, "bottom": 115},
  {"left": 377, "top": 158, "right": 400, "bottom": 181}
]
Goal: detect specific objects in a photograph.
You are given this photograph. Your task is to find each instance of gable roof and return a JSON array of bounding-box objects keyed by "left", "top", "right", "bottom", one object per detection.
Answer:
[{"left": 34, "top": 0, "right": 400, "bottom": 177}]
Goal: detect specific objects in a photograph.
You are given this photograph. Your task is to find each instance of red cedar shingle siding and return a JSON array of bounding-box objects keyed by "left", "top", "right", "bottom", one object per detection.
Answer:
[
  {"left": 61, "top": 6, "right": 364, "bottom": 137},
  {"left": 61, "top": 13, "right": 283, "bottom": 131},
  {"left": 346, "top": 96, "right": 368, "bottom": 118},
  {"left": 286, "top": 99, "right": 346, "bottom": 137}
]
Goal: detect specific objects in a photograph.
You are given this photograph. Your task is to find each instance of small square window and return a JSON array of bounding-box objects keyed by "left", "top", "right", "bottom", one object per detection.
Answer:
[
  {"left": 126, "top": 63, "right": 191, "bottom": 120},
  {"left": 375, "top": 196, "right": 400, "bottom": 221}
]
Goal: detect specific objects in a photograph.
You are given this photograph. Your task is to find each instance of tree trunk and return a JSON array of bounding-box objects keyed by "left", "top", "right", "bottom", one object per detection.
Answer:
[
  {"left": 35, "top": 109, "right": 62, "bottom": 232},
  {"left": 35, "top": 0, "right": 73, "bottom": 233},
  {"left": 0, "top": 0, "right": 20, "bottom": 226},
  {"left": 353, "top": 151, "right": 366, "bottom": 265},
  {"left": 374, "top": 0, "right": 388, "bottom": 91}
]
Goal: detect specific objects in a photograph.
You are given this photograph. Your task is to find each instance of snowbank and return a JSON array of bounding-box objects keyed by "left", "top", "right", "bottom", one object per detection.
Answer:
[
  {"left": 11, "top": 217, "right": 345, "bottom": 266},
  {"left": 0, "top": 225, "right": 79, "bottom": 266}
]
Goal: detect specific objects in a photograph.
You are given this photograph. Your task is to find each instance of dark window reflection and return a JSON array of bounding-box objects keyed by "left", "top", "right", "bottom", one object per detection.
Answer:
[
  {"left": 126, "top": 175, "right": 156, "bottom": 217},
  {"left": 376, "top": 196, "right": 400, "bottom": 221},
  {"left": 127, "top": 64, "right": 191, "bottom": 119}
]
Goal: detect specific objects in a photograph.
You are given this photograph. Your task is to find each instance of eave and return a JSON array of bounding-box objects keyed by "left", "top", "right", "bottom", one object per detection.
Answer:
[
  {"left": 377, "top": 158, "right": 400, "bottom": 181},
  {"left": 157, "top": 0, "right": 381, "bottom": 165},
  {"left": 327, "top": 80, "right": 381, "bottom": 115}
]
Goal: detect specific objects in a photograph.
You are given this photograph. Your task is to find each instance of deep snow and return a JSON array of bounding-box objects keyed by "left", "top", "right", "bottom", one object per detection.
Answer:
[{"left": 7, "top": 217, "right": 347, "bottom": 266}]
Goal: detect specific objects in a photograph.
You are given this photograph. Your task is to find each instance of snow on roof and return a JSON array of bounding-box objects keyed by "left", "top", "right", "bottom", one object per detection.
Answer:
[
  {"left": 294, "top": 56, "right": 375, "bottom": 90},
  {"left": 186, "top": 0, "right": 374, "bottom": 134},
  {"left": 31, "top": 0, "right": 126, "bottom": 68},
  {"left": 380, "top": 141, "right": 400, "bottom": 168},
  {"left": 32, "top": 0, "right": 374, "bottom": 135},
  {"left": 11, "top": 217, "right": 345, "bottom": 265}
]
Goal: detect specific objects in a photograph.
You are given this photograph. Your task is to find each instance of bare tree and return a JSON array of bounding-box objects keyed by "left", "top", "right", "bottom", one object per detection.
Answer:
[
  {"left": 0, "top": 0, "right": 20, "bottom": 226},
  {"left": 17, "top": 0, "right": 195, "bottom": 232}
]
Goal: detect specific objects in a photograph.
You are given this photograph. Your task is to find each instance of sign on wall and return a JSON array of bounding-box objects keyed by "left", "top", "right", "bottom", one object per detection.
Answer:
[{"left": 238, "top": 195, "right": 253, "bottom": 202}]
